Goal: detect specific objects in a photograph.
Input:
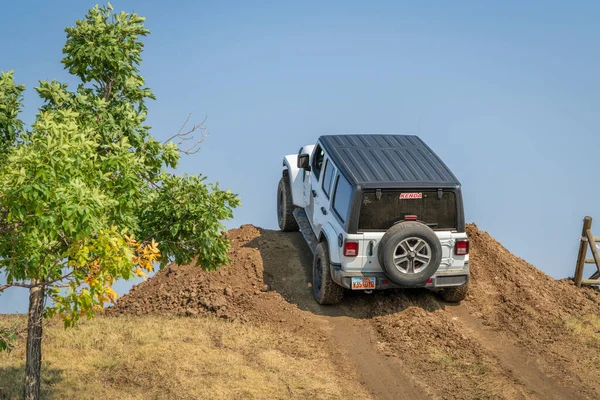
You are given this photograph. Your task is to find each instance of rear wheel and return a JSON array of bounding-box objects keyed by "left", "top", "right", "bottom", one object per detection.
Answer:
[
  {"left": 378, "top": 221, "right": 442, "bottom": 286},
  {"left": 313, "top": 242, "right": 344, "bottom": 305},
  {"left": 277, "top": 174, "right": 299, "bottom": 232},
  {"left": 438, "top": 281, "right": 469, "bottom": 302}
]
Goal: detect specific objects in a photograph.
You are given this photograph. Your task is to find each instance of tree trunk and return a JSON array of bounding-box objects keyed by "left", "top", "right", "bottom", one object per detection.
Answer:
[{"left": 24, "top": 284, "right": 44, "bottom": 400}]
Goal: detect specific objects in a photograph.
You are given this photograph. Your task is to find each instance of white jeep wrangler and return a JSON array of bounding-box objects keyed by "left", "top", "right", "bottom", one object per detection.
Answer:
[{"left": 278, "top": 134, "right": 469, "bottom": 305}]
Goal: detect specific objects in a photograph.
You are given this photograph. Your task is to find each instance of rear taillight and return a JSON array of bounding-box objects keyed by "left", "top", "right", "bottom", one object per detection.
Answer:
[
  {"left": 404, "top": 215, "right": 418, "bottom": 221},
  {"left": 344, "top": 241, "right": 359, "bottom": 257},
  {"left": 455, "top": 240, "right": 469, "bottom": 256}
]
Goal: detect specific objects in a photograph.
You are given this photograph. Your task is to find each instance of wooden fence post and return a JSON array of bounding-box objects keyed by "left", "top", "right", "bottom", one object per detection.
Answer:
[
  {"left": 574, "top": 216, "right": 592, "bottom": 287},
  {"left": 585, "top": 228, "right": 600, "bottom": 272}
]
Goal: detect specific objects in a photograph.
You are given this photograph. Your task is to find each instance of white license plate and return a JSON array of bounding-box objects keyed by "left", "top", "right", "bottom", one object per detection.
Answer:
[{"left": 351, "top": 277, "right": 376, "bottom": 290}]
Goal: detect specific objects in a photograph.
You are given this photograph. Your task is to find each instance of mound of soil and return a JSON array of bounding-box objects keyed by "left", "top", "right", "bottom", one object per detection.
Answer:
[
  {"left": 109, "top": 223, "right": 599, "bottom": 323},
  {"left": 466, "top": 223, "right": 600, "bottom": 339},
  {"left": 107, "top": 222, "right": 600, "bottom": 399},
  {"left": 106, "top": 225, "right": 301, "bottom": 324}
]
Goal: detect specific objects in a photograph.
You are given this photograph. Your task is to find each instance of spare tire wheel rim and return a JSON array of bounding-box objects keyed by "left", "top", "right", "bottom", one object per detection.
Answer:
[{"left": 393, "top": 237, "right": 432, "bottom": 274}]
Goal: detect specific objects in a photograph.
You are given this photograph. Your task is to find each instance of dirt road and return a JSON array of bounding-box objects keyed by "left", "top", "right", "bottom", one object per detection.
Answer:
[
  {"left": 110, "top": 224, "right": 600, "bottom": 399},
  {"left": 258, "top": 228, "right": 599, "bottom": 400},
  {"left": 260, "top": 229, "right": 429, "bottom": 400}
]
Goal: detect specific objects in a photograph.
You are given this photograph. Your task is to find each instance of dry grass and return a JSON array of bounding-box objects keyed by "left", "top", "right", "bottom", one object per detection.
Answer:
[
  {"left": 563, "top": 313, "right": 600, "bottom": 383},
  {"left": 0, "top": 315, "right": 370, "bottom": 400},
  {"left": 565, "top": 314, "right": 600, "bottom": 349}
]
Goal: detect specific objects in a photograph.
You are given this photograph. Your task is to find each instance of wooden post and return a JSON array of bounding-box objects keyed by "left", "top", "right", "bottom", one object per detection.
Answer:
[
  {"left": 582, "top": 279, "right": 600, "bottom": 285},
  {"left": 585, "top": 228, "right": 600, "bottom": 276},
  {"left": 574, "top": 216, "right": 592, "bottom": 287}
]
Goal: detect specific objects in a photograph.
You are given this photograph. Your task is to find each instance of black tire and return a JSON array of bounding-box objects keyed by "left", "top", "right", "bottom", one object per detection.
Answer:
[
  {"left": 277, "top": 174, "right": 299, "bottom": 232},
  {"left": 313, "top": 242, "right": 344, "bottom": 305},
  {"left": 378, "top": 221, "right": 442, "bottom": 286},
  {"left": 438, "top": 281, "right": 469, "bottom": 302}
]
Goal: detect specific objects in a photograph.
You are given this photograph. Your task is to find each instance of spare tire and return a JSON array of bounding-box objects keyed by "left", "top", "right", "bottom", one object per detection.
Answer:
[{"left": 378, "top": 221, "right": 442, "bottom": 286}]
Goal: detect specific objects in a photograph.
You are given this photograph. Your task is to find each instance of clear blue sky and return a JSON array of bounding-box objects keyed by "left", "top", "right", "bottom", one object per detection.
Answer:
[{"left": 1, "top": 0, "right": 599, "bottom": 313}]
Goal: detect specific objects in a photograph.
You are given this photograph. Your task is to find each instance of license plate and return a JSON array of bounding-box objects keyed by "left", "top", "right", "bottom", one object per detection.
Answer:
[{"left": 351, "top": 277, "right": 376, "bottom": 290}]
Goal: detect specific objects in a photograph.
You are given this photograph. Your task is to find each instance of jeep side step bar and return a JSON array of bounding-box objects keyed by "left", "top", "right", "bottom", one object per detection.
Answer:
[{"left": 293, "top": 208, "right": 318, "bottom": 254}]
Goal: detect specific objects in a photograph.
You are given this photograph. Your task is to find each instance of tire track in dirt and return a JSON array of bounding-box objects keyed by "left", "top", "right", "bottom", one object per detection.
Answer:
[
  {"left": 329, "top": 317, "right": 429, "bottom": 400},
  {"left": 261, "top": 230, "right": 428, "bottom": 400},
  {"left": 445, "top": 303, "right": 581, "bottom": 400}
]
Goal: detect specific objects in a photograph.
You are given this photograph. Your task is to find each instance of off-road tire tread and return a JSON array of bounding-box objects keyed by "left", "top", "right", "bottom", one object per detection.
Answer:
[
  {"left": 277, "top": 174, "right": 299, "bottom": 232},
  {"left": 439, "top": 281, "right": 469, "bottom": 302},
  {"left": 313, "top": 242, "right": 344, "bottom": 305}
]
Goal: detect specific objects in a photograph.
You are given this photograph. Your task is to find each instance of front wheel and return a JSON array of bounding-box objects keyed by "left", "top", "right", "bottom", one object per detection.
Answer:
[
  {"left": 313, "top": 242, "right": 344, "bottom": 305},
  {"left": 277, "top": 174, "right": 299, "bottom": 232},
  {"left": 438, "top": 281, "right": 469, "bottom": 302}
]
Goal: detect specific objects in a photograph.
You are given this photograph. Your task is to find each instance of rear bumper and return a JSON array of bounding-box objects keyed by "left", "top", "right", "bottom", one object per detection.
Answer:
[{"left": 331, "top": 263, "right": 469, "bottom": 290}]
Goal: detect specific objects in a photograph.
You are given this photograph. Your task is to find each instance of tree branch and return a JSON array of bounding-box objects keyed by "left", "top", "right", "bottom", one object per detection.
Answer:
[
  {"left": 163, "top": 113, "right": 208, "bottom": 155},
  {"left": 0, "top": 271, "right": 75, "bottom": 293},
  {"left": 142, "top": 227, "right": 170, "bottom": 243},
  {"left": 0, "top": 282, "right": 36, "bottom": 291},
  {"left": 103, "top": 77, "right": 114, "bottom": 102}
]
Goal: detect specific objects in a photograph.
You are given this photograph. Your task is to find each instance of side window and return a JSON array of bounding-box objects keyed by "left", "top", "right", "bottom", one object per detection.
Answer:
[
  {"left": 312, "top": 145, "right": 324, "bottom": 180},
  {"left": 333, "top": 174, "right": 353, "bottom": 223},
  {"left": 322, "top": 159, "right": 335, "bottom": 198}
]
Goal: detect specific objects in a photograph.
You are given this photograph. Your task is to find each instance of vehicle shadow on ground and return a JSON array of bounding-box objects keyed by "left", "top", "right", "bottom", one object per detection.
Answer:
[
  {"left": 0, "top": 365, "right": 63, "bottom": 399},
  {"left": 245, "top": 229, "right": 447, "bottom": 320}
]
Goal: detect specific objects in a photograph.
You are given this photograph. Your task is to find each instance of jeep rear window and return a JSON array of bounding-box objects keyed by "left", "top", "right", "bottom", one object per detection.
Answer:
[{"left": 358, "top": 190, "right": 457, "bottom": 231}]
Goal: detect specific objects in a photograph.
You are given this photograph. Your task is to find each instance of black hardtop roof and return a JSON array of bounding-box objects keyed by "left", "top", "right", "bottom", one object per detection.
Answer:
[{"left": 319, "top": 134, "right": 460, "bottom": 188}]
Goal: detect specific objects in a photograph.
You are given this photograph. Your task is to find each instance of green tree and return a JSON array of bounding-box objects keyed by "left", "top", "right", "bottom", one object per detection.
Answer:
[{"left": 0, "top": 4, "right": 240, "bottom": 399}]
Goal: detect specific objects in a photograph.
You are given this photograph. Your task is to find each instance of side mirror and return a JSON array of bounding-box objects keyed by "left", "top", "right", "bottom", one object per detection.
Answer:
[{"left": 297, "top": 154, "right": 311, "bottom": 170}]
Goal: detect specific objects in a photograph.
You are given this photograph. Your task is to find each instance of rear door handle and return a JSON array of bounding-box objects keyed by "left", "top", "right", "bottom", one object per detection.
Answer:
[
  {"left": 312, "top": 190, "right": 317, "bottom": 198},
  {"left": 321, "top": 207, "right": 327, "bottom": 215}
]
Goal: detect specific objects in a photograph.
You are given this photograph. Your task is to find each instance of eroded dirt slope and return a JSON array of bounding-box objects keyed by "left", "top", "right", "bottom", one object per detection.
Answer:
[{"left": 108, "top": 224, "right": 600, "bottom": 400}]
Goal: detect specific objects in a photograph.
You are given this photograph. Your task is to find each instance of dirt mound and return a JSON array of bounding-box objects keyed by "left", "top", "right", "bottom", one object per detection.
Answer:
[
  {"left": 106, "top": 225, "right": 306, "bottom": 326},
  {"left": 109, "top": 222, "right": 599, "bottom": 324},
  {"left": 462, "top": 223, "right": 600, "bottom": 396},
  {"left": 107, "top": 222, "right": 600, "bottom": 399},
  {"left": 466, "top": 223, "right": 600, "bottom": 339}
]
